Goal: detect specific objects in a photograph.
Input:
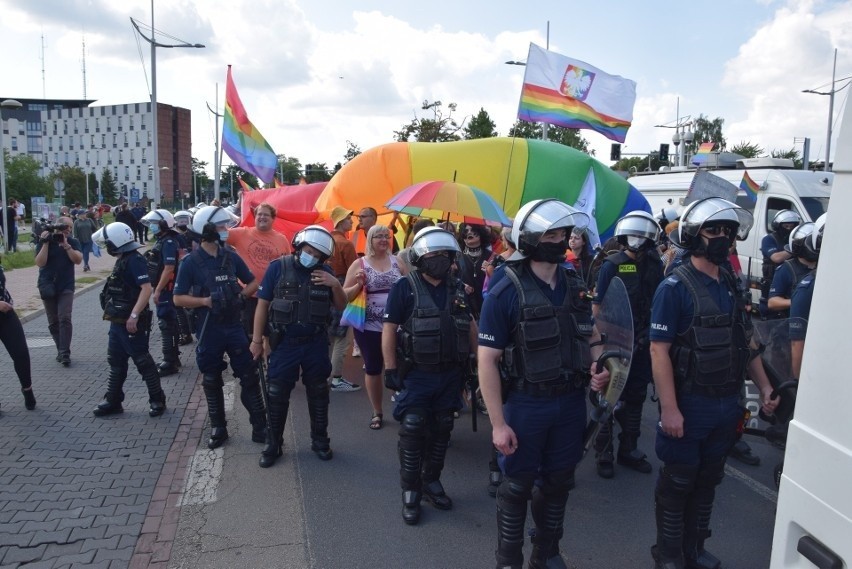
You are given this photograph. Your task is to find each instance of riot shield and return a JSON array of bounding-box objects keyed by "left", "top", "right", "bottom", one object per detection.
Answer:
[
  {"left": 583, "top": 277, "right": 634, "bottom": 456},
  {"left": 748, "top": 318, "right": 800, "bottom": 426}
]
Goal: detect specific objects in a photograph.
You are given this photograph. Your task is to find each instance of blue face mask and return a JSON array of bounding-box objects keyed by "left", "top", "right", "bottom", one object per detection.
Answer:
[
  {"left": 299, "top": 251, "right": 319, "bottom": 269},
  {"left": 150, "top": 224, "right": 160, "bottom": 235},
  {"left": 218, "top": 230, "right": 229, "bottom": 242}
]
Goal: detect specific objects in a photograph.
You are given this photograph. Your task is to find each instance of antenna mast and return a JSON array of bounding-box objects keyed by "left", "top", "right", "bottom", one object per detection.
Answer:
[
  {"left": 40, "top": 33, "right": 47, "bottom": 98},
  {"left": 82, "top": 34, "right": 88, "bottom": 99}
]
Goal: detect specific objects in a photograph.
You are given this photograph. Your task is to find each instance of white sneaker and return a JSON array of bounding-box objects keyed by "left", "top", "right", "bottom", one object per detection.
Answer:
[
  {"left": 330, "top": 377, "right": 362, "bottom": 392},
  {"left": 352, "top": 345, "right": 361, "bottom": 357}
]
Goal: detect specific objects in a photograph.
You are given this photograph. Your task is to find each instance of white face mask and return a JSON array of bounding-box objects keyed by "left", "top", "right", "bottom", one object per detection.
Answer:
[
  {"left": 218, "top": 230, "right": 229, "bottom": 242},
  {"left": 626, "top": 236, "right": 647, "bottom": 250},
  {"left": 299, "top": 251, "right": 319, "bottom": 269}
]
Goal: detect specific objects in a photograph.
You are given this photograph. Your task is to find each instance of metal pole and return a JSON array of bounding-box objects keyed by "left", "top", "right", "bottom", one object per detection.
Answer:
[
  {"left": 542, "top": 21, "right": 550, "bottom": 142},
  {"left": 0, "top": 109, "right": 7, "bottom": 253},
  {"left": 150, "top": 0, "right": 161, "bottom": 209},
  {"left": 85, "top": 169, "right": 89, "bottom": 206},
  {"left": 213, "top": 84, "right": 221, "bottom": 198},
  {"left": 825, "top": 48, "right": 837, "bottom": 172}
]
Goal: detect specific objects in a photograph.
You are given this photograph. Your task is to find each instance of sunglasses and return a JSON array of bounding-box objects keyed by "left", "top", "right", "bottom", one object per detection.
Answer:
[
  {"left": 464, "top": 233, "right": 479, "bottom": 239},
  {"left": 703, "top": 225, "right": 733, "bottom": 236}
]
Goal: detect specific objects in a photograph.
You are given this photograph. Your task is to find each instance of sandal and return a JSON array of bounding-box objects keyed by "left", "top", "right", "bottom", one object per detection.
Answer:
[{"left": 369, "top": 413, "right": 383, "bottom": 430}]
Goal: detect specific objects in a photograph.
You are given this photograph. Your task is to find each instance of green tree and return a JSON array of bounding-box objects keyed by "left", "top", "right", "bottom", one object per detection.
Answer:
[
  {"left": 729, "top": 141, "right": 764, "bottom": 158},
  {"left": 612, "top": 153, "right": 664, "bottom": 174},
  {"left": 463, "top": 108, "right": 498, "bottom": 139},
  {"left": 276, "top": 155, "right": 303, "bottom": 185},
  {"left": 692, "top": 114, "right": 726, "bottom": 153},
  {"left": 220, "top": 164, "right": 259, "bottom": 199},
  {"left": 343, "top": 140, "right": 361, "bottom": 164},
  {"left": 771, "top": 148, "right": 803, "bottom": 169},
  {"left": 394, "top": 100, "right": 464, "bottom": 142},
  {"left": 508, "top": 120, "right": 591, "bottom": 154},
  {"left": 191, "top": 157, "right": 211, "bottom": 198},
  {"left": 305, "top": 163, "right": 332, "bottom": 183},
  {"left": 47, "top": 165, "right": 87, "bottom": 206},
  {"left": 3, "top": 152, "right": 51, "bottom": 211},
  {"left": 100, "top": 168, "right": 119, "bottom": 204}
]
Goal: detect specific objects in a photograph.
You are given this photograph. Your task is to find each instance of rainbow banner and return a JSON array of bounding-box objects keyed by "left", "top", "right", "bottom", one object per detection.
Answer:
[
  {"left": 223, "top": 66, "right": 278, "bottom": 184},
  {"left": 740, "top": 170, "right": 761, "bottom": 203},
  {"left": 517, "top": 43, "right": 636, "bottom": 143},
  {"left": 691, "top": 142, "right": 715, "bottom": 166}
]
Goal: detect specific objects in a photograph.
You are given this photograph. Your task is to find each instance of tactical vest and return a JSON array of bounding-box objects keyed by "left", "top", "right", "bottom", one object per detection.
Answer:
[
  {"left": 781, "top": 259, "right": 812, "bottom": 293},
  {"left": 397, "top": 271, "right": 470, "bottom": 373},
  {"left": 268, "top": 255, "right": 333, "bottom": 332},
  {"left": 761, "top": 232, "right": 785, "bottom": 299},
  {"left": 603, "top": 251, "right": 663, "bottom": 340},
  {"left": 144, "top": 233, "right": 177, "bottom": 286},
  {"left": 669, "top": 264, "right": 752, "bottom": 397},
  {"left": 100, "top": 253, "right": 143, "bottom": 322},
  {"left": 189, "top": 248, "right": 244, "bottom": 325},
  {"left": 501, "top": 264, "right": 593, "bottom": 386}
]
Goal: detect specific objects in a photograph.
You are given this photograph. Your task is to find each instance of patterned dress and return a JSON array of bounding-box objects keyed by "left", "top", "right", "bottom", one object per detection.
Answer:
[{"left": 362, "top": 255, "right": 402, "bottom": 332}]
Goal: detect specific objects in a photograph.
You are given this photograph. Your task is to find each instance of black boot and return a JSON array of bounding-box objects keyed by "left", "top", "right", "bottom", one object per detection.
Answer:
[
  {"left": 399, "top": 411, "right": 426, "bottom": 524},
  {"left": 528, "top": 470, "right": 572, "bottom": 569},
  {"left": 22, "top": 388, "right": 36, "bottom": 410},
  {"left": 134, "top": 353, "right": 167, "bottom": 417},
  {"left": 653, "top": 465, "right": 698, "bottom": 569},
  {"left": 203, "top": 374, "right": 228, "bottom": 449},
  {"left": 402, "top": 490, "right": 422, "bottom": 525},
  {"left": 615, "top": 402, "right": 652, "bottom": 473},
  {"left": 496, "top": 475, "right": 534, "bottom": 569},
  {"left": 421, "top": 411, "right": 454, "bottom": 510},
  {"left": 157, "top": 318, "right": 181, "bottom": 377},
  {"left": 259, "top": 384, "right": 291, "bottom": 468},
  {"left": 306, "top": 382, "right": 332, "bottom": 460},
  {"left": 240, "top": 383, "right": 268, "bottom": 444},
  {"left": 93, "top": 362, "right": 127, "bottom": 417},
  {"left": 683, "top": 461, "right": 724, "bottom": 569},
  {"left": 176, "top": 308, "right": 193, "bottom": 345},
  {"left": 594, "top": 416, "right": 614, "bottom": 479}
]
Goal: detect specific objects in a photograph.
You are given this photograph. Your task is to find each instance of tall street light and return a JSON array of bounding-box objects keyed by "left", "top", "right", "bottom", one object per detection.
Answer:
[
  {"left": 131, "top": 3, "right": 204, "bottom": 209},
  {"left": 802, "top": 48, "right": 838, "bottom": 172},
  {"left": 0, "top": 99, "right": 23, "bottom": 253}
]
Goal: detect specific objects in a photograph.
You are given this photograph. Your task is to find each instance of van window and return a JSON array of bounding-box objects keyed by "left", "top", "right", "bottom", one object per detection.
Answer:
[
  {"left": 765, "top": 197, "right": 796, "bottom": 232},
  {"left": 801, "top": 197, "right": 829, "bottom": 221},
  {"left": 735, "top": 194, "right": 756, "bottom": 212}
]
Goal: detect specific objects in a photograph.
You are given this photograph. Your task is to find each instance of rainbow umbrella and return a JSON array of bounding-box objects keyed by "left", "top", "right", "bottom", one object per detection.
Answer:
[{"left": 385, "top": 180, "right": 512, "bottom": 227}]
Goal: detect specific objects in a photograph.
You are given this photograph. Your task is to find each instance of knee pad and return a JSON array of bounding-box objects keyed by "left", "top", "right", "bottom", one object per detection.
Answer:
[
  {"left": 202, "top": 373, "right": 224, "bottom": 389},
  {"left": 107, "top": 350, "right": 127, "bottom": 369},
  {"left": 400, "top": 410, "right": 428, "bottom": 438},
  {"left": 304, "top": 381, "right": 329, "bottom": 400},
  {"left": 430, "top": 411, "right": 455, "bottom": 437},
  {"left": 696, "top": 460, "right": 725, "bottom": 490},
  {"left": 497, "top": 475, "right": 535, "bottom": 504},
  {"left": 267, "top": 382, "right": 293, "bottom": 401},
  {"left": 540, "top": 468, "right": 575, "bottom": 497},
  {"left": 656, "top": 464, "right": 699, "bottom": 500},
  {"left": 619, "top": 384, "right": 648, "bottom": 407},
  {"left": 131, "top": 352, "right": 158, "bottom": 372}
]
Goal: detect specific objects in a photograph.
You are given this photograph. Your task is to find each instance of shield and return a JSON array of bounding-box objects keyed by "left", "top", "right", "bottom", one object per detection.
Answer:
[
  {"left": 583, "top": 277, "right": 634, "bottom": 456},
  {"left": 747, "top": 318, "right": 799, "bottom": 427}
]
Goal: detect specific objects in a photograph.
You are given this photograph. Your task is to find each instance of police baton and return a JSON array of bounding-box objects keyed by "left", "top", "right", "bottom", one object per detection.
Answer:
[
  {"left": 466, "top": 355, "right": 478, "bottom": 433},
  {"left": 256, "top": 356, "right": 272, "bottom": 431},
  {"left": 196, "top": 309, "right": 212, "bottom": 345}
]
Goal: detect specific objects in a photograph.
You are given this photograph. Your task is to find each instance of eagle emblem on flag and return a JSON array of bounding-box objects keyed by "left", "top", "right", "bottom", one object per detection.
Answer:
[{"left": 560, "top": 64, "right": 596, "bottom": 101}]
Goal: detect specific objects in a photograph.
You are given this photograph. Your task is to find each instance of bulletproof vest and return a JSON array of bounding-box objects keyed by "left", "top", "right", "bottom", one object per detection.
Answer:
[
  {"left": 268, "top": 255, "right": 332, "bottom": 331},
  {"left": 100, "top": 253, "right": 142, "bottom": 321},
  {"left": 603, "top": 251, "right": 663, "bottom": 338},
  {"left": 190, "top": 248, "right": 244, "bottom": 325},
  {"left": 782, "top": 259, "right": 812, "bottom": 292},
  {"left": 397, "top": 271, "right": 471, "bottom": 372},
  {"left": 144, "top": 233, "right": 177, "bottom": 285},
  {"left": 669, "top": 263, "right": 752, "bottom": 397},
  {"left": 761, "top": 232, "right": 785, "bottom": 298},
  {"left": 502, "top": 264, "right": 593, "bottom": 385}
]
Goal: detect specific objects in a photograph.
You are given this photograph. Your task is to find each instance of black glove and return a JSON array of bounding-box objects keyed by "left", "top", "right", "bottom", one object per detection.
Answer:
[{"left": 384, "top": 369, "right": 402, "bottom": 391}]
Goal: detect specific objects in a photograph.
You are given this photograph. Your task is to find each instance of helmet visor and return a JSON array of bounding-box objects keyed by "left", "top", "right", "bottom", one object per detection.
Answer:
[
  {"left": 681, "top": 199, "right": 754, "bottom": 241},
  {"left": 521, "top": 200, "right": 590, "bottom": 248},
  {"left": 411, "top": 229, "right": 460, "bottom": 260}
]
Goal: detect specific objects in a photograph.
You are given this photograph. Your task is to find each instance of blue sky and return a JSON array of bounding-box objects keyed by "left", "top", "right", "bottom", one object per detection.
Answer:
[{"left": 0, "top": 0, "right": 849, "bottom": 177}]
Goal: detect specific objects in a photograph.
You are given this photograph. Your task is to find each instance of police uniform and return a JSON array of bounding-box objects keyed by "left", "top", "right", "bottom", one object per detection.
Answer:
[
  {"left": 173, "top": 245, "right": 267, "bottom": 448},
  {"left": 767, "top": 258, "right": 812, "bottom": 318},
  {"left": 384, "top": 268, "right": 473, "bottom": 524},
  {"left": 146, "top": 230, "right": 182, "bottom": 374},
  {"left": 479, "top": 262, "right": 592, "bottom": 568},
  {"left": 95, "top": 249, "right": 166, "bottom": 416},
  {"left": 258, "top": 255, "right": 336, "bottom": 465},
  {"left": 594, "top": 248, "right": 663, "bottom": 474},
  {"left": 172, "top": 230, "right": 194, "bottom": 344},
  {"left": 759, "top": 231, "right": 788, "bottom": 317},
  {"left": 789, "top": 271, "right": 815, "bottom": 341},
  {"left": 650, "top": 260, "right": 752, "bottom": 569}
]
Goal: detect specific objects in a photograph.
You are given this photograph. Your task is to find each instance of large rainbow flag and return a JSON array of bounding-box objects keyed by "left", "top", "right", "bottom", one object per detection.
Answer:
[
  {"left": 222, "top": 66, "right": 278, "bottom": 184},
  {"left": 517, "top": 43, "right": 636, "bottom": 143}
]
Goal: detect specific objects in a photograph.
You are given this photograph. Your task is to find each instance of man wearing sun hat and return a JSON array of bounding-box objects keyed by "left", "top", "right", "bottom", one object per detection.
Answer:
[{"left": 327, "top": 206, "right": 361, "bottom": 392}]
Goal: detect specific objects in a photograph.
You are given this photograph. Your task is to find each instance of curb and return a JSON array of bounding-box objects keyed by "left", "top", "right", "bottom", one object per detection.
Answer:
[{"left": 18, "top": 275, "right": 110, "bottom": 325}]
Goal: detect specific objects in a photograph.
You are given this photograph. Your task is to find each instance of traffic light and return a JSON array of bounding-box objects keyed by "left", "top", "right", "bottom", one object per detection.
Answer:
[
  {"left": 659, "top": 143, "right": 670, "bottom": 162},
  {"left": 610, "top": 143, "right": 621, "bottom": 161}
]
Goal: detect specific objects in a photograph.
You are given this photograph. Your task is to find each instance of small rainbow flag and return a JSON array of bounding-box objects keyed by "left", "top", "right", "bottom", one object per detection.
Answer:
[
  {"left": 222, "top": 66, "right": 278, "bottom": 184},
  {"left": 691, "top": 142, "right": 715, "bottom": 166},
  {"left": 340, "top": 288, "right": 366, "bottom": 331},
  {"left": 740, "top": 171, "right": 761, "bottom": 203}
]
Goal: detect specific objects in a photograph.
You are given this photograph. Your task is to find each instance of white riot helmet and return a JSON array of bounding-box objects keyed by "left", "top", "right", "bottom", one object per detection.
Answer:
[
  {"left": 785, "top": 222, "right": 816, "bottom": 260},
  {"left": 614, "top": 210, "right": 661, "bottom": 252},
  {"left": 93, "top": 222, "right": 141, "bottom": 256},
  {"left": 508, "top": 199, "right": 590, "bottom": 261},
  {"left": 191, "top": 206, "right": 239, "bottom": 242},
  {"left": 771, "top": 210, "right": 802, "bottom": 233},
  {"left": 409, "top": 227, "right": 461, "bottom": 265},
  {"left": 173, "top": 210, "right": 192, "bottom": 228},
  {"left": 655, "top": 206, "right": 679, "bottom": 226},
  {"left": 292, "top": 225, "right": 335, "bottom": 260},
  {"left": 671, "top": 197, "right": 754, "bottom": 250},
  {"left": 140, "top": 209, "right": 175, "bottom": 234},
  {"left": 805, "top": 212, "right": 827, "bottom": 260}
]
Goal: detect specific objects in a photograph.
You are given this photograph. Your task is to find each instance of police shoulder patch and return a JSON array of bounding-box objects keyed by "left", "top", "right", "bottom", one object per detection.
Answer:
[{"left": 618, "top": 264, "right": 637, "bottom": 273}]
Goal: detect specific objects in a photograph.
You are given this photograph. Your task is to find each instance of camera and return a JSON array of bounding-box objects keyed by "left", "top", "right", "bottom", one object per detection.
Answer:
[{"left": 39, "top": 222, "right": 69, "bottom": 243}]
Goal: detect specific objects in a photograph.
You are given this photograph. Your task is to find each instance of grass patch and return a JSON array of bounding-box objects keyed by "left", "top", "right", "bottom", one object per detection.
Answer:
[
  {"left": 76, "top": 277, "right": 99, "bottom": 286},
  {"left": 1, "top": 250, "right": 37, "bottom": 271}
]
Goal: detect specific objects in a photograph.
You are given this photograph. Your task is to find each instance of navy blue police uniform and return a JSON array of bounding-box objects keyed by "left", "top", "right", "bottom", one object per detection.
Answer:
[
  {"left": 768, "top": 258, "right": 812, "bottom": 318},
  {"left": 171, "top": 231, "right": 194, "bottom": 343},
  {"left": 146, "top": 231, "right": 181, "bottom": 372},
  {"left": 173, "top": 245, "right": 267, "bottom": 447},
  {"left": 759, "top": 232, "right": 787, "bottom": 317},
  {"left": 384, "top": 270, "right": 472, "bottom": 520},
  {"left": 258, "top": 255, "right": 336, "bottom": 461},
  {"left": 789, "top": 270, "right": 815, "bottom": 342}
]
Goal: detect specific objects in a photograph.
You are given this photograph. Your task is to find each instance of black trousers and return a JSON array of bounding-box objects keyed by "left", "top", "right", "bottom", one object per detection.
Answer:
[{"left": 0, "top": 309, "right": 32, "bottom": 390}]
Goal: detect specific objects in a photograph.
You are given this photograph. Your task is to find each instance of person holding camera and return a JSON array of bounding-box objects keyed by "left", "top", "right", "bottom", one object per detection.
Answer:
[{"left": 35, "top": 216, "right": 82, "bottom": 367}]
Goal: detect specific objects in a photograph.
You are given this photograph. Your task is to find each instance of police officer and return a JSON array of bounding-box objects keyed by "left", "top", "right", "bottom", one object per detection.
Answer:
[
  {"left": 172, "top": 210, "right": 195, "bottom": 345},
  {"left": 593, "top": 210, "right": 664, "bottom": 478},
  {"left": 251, "top": 225, "right": 345, "bottom": 467},
  {"left": 759, "top": 209, "right": 801, "bottom": 317},
  {"left": 790, "top": 213, "right": 826, "bottom": 380},
  {"left": 140, "top": 209, "right": 182, "bottom": 376},
  {"left": 173, "top": 206, "right": 267, "bottom": 449},
  {"left": 91, "top": 222, "right": 167, "bottom": 417},
  {"left": 649, "top": 198, "right": 778, "bottom": 569},
  {"left": 382, "top": 227, "right": 477, "bottom": 526},
  {"left": 767, "top": 222, "right": 817, "bottom": 318},
  {"left": 478, "top": 199, "right": 609, "bottom": 569}
]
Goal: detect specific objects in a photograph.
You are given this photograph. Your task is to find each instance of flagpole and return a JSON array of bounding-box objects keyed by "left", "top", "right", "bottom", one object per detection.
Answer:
[
  {"left": 542, "top": 21, "right": 549, "bottom": 142},
  {"left": 207, "top": 82, "right": 223, "bottom": 201}
]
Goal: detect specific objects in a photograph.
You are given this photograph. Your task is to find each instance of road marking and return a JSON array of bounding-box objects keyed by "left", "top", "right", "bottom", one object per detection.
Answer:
[
  {"left": 26, "top": 337, "right": 57, "bottom": 348},
  {"left": 725, "top": 464, "right": 778, "bottom": 503}
]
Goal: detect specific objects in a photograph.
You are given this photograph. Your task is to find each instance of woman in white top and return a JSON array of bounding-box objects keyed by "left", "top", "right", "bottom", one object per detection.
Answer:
[{"left": 343, "top": 224, "right": 402, "bottom": 430}]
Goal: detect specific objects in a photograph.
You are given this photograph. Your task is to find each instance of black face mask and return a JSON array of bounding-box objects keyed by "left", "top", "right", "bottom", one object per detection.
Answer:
[
  {"left": 531, "top": 240, "right": 568, "bottom": 264},
  {"left": 420, "top": 255, "right": 453, "bottom": 279},
  {"left": 703, "top": 236, "right": 731, "bottom": 265}
]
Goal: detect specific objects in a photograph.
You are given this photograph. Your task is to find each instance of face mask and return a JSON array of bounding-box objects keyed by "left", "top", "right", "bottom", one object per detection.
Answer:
[
  {"left": 703, "top": 236, "right": 731, "bottom": 265},
  {"left": 150, "top": 224, "right": 160, "bottom": 235},
  {"left": 626, "top": 236, "right": 647, "bottom": 251},
  {"left": 299, "top": 251, "right": 319, "bottom": 269},
  {"left": 419, "top": 255, "right": 453, "bottom": 279},
  {"left": 218, "top": 230, "right": 229, "bottom": 242},
  {"left": 531, "top": 240, "right": 568, "bottom": 264}
]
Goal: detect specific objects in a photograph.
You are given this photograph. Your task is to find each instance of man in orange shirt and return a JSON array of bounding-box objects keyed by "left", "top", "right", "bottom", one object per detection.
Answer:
[
  {"left": 227, "top": 202, "right": 292, "bottom": 340},
  {"left": 327, "top": 206, "right": 360, "bottom": 392}
]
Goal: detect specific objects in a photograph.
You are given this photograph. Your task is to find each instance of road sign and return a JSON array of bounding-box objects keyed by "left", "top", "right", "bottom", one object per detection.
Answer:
[
  {"left": 53, "top": 179, "right": 65, "bottom": 193},
  {"left": 130, "top": 187, "right": 140, "bottom": 201}
]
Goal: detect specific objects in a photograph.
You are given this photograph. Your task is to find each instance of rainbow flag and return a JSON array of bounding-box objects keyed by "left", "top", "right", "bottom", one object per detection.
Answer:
[
  {"left": 340, "top": 288, "right": 366, "bottom": 331},
  {"left": 517, "top": 43, "right": 636, "bottom": 143},
  {"left": 740, "top": 171, "right": 761, "bottom": 203},
  {"left": 691, "top": 142, "right": 715, "bottom": 166},
  {"left": 223, "top": 66, "right": 278, "bottom": 184}
]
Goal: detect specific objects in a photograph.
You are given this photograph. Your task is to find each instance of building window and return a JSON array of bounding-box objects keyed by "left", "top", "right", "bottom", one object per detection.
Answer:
[
  {"left": 27, "top": 136, "right": 42, "bottom": 153},
  {"left": 11, "top": 136, "right": 18, "bottom": 151}
]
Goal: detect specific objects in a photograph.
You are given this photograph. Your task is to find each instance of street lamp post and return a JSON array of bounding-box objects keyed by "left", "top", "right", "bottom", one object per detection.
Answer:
[
  {"left": 148, "top": 165, "right": 169, "bottom": 207},
  {"left": 0, "top": 99, "right": 23, "bottom": 253},
  {"left": 802, "top": 48, "right": 838, "bottom": 172},
  {"left": 131, "top": 4, "right": 204, "bottom": 210}
]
